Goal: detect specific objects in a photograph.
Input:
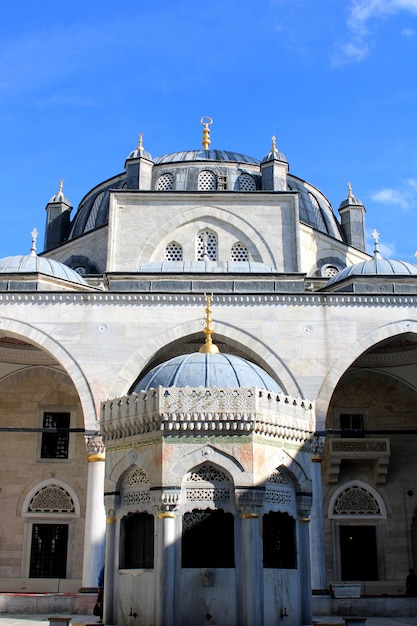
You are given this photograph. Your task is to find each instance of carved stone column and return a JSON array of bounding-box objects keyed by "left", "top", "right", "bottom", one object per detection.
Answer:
[
  {"left": 236, "top": 488, "right": 264, "bottom": 626},
  {"left": 81, "top": 435, "right": 106, "bottom": 591},
  {"left": 153, "top": 490, "right": 180, "bottom": 626}
]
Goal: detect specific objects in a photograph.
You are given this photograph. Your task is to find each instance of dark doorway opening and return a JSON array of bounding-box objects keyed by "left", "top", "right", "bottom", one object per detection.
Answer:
[{"left": 340, "top": 525, "right": 378, "bottom": 580}]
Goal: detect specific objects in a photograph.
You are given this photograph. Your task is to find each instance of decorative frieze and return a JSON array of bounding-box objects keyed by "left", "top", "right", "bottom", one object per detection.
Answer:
[{"left": 100, "top": 386, "right": 315, "bottom": 445}]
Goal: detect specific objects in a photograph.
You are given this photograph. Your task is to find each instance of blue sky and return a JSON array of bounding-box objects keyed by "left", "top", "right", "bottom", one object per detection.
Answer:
[{"left": 1, "top": 0, "right": 417, "bottom": 262}]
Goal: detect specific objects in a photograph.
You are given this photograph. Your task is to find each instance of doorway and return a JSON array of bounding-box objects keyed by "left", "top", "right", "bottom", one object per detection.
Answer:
[{"left": 340, "top": 525, "right": 378, "bottom": 580}]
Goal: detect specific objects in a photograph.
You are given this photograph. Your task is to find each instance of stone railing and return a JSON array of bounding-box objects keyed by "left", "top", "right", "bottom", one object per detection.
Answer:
[{"left": 100, "top": 386, "right": 315, "bottom": 446}]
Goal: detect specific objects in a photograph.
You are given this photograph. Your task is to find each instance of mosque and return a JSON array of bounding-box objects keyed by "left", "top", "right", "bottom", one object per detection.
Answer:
[{"left": 0, "top": 117, "right": 417, "bottom": 626}]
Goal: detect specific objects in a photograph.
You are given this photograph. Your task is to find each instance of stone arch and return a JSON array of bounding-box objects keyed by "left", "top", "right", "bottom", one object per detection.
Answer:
[
  {"left": 0, "top": 318, "right": 96, "bottom": 430},
  {"left": 107, "top": 314, "right": 302, "bottom": 399},
  {"left": 316, "top": 320, "right": 417, "bottom": 430},
  {"left": 136, "top": 205, "right": 277, "bottom": 268},
  {"left": 171, "top": 445, "right": 244, "bottom": 486}
]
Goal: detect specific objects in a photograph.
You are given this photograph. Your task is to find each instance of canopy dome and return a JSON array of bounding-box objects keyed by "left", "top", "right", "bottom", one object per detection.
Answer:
[{"left": 132, "top": 352, "right": 282, "bottom": 393}]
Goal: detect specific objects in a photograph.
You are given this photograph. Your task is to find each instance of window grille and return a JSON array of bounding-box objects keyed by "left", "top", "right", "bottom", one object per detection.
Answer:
[
  {"left": 165, "top": 242, "right": 183, "bottom": 261},
  {"left": 182, "top": 509, "right": 234, "bottom": 567},
  {"left": 333, "top": 485, "right": 381, "bottom": 516},
  {"left": 238, "top": 173, "right": 256, "bottom": 191},
  {"left": 85, "top": 192, "right": 105, "bottom": 232},
  {"left": 28, "top": 485, "right": 75, "bottom": 514},
  {"left": 120, "top": 512, "right": 154, "bottom": 569},
  {"left": 157, "top": 173, "right": 174, "bottom": 191},
  {"left": 231, "top": 242, "right": 249, "bottom": 262},
  {"left": 198, "top": 170, "right": 217, "bottom": 191},
  {"left": 41, "top": 412, "right": 70, "bottom": 459},
  {"left": 324, "top": 265, "right": 339, "bottom": 277},
  {"left": 29, "top": 524, "right": 68, "bottom": 578},
  {"left": 263, "top": 511, "right": 296, "bottom": 568},
  {"left": 197, "top": 230, "right": 217, "bottom": 261},
  {"left": 308, "top": 192, "right": 327, "bottom": 232}
]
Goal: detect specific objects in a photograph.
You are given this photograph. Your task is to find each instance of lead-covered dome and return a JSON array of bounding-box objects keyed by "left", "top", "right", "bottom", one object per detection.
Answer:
[
  {"left": 133, "top": 352, "right": 282, "bottom": 393},
  {"left": 0, "top": 253, "right": 89, "bottom": 285}
]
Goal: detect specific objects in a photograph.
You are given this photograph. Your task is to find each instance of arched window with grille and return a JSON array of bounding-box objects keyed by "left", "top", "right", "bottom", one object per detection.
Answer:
[
  {"left": 237, "top": 173, "right": 256, "bottom": 191},
  {"left": 120, "top": 512, "right": 154, "bottom": 569},
  {"left": 231, "top": 242, "right": 249, "bottom": 262},
  {"left": 157, "top": 173, "right": 174, "bottom": 191},
  {"left": 85, "top": 192, "right": 105, "bottom": 232},
  {"left": 165, "top": 242, "right": 183, "bottom": 261},
  {"left": 198, "top": 170, "right": 217, "bottom": 191},
  {"left": 23, "top": 481, "right": 79, "bottom": 579},
  {"left": 197, "top": 230, "right": 217, "bottom": 261}
]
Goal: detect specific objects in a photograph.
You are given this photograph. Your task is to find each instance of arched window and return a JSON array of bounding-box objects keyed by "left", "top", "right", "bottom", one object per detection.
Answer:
[
  {"left": 329, "top": 481, "right": 386, "bottom": 581},
  {"left": 198, "top": 170, "right": 217, "bottom": 191},
  {"left": 262, "top": 511, "right": 296, "bottom": 568},
  {"left": 197, "top": 230, "right": 217, "bottom": 261},
  {"left": 182, "top": 509, "right": 234, "bottom": 567},
  {"left": 120, "top": 512, "right": 154, "bottom": 569},
  {"left": 157, "top": 173, "right": 174, "bottom": 191},
  {"left": 230, "top": 242, "right": 249, "bottom": 262},
  {"left": 165, "top": 242, "right": 183, "bottom": 261},
  {"left": 23, "top": 481, "right": 79, "bottom": 579},
  {"left": 237, "top": 173, "right": 256, "bottom": 191}
]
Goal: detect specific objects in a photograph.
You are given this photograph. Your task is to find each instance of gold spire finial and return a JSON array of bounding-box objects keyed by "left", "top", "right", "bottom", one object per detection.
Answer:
[
  {"left": 347, "top": 181, "right": 353, "bottom": 199},
  {"left": 271, "top": 135, "right": 278, "bottom": 154},
  {"left": 58, "top": 179, "right": 64, "bottom": 194},
  {"left": 137, "top": 133, "right": 144, "bottom": 151},
  {"left": 200, "top": 116, "right": 213, "bottom": 150},
  {"left": 199, "top": 293, "right": 220, "bottom": 354}
]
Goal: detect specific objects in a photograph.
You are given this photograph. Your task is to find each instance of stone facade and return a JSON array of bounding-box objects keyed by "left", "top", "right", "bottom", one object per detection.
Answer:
[{"left": 0, "top": 123, "right": 416, "bottom": 624}]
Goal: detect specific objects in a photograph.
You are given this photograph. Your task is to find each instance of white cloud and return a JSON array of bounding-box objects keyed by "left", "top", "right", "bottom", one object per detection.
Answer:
[
  {"left": 334, "top": 0, "right": 417, "bottom": 64},
  {"left": 371, "top": 178, "right": 417, "bottom": 210}
]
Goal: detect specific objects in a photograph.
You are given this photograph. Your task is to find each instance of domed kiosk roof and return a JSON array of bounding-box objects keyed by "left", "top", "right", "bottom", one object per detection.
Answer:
[
  {"left": 133, "top": 352, "right": 282, "bottom": 393},
  {"left": 326, "top": 230, "right": 417, "bottom": 287}
]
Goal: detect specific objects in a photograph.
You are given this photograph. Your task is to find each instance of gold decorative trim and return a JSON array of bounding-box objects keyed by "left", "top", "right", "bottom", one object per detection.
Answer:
[
  {"left": 311, "top": 455, "right": 322, "bottom": 463},
  {"left": 106, "top": 516, "right": 117, "bottom": 523},
  {"left": 157, "top": 512, "right": 176, "bottom": 519},
  {"left": 240, "top": 513, "right": 259, "bottom": 519},
  {"left": 299, "top": 517, "right": 310, "bottom": 523},
  {"left": 87, "top": 453, "right": 105, "bottom": 462}
]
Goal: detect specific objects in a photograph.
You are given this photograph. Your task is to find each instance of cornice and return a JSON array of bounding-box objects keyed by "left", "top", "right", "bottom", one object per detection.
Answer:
[{"left": 0, "top": 292, "right": 415, "bottom": 307}]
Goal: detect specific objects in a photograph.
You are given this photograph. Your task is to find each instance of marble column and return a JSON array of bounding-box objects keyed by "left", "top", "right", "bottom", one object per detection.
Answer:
[
  {"left": 236, "top": 489, "right": 264, "bottom": 626},
  {"left": 103, "top": 510, "right": 116, "bottom": 626},
  {"left": 81, "top": 435, "right": 106, "bottom": 591},
  {"left": 310, "top": 450, "right": 328, "bottom": 592},
  {"left": 297, "top": 492, "right": 313, "bottom": 626},
  {"left": 154, "top": 491, "right": 180, "bottom": 626}
]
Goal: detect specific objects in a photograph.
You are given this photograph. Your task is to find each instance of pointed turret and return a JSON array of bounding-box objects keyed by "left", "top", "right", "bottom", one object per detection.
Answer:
[
  {"left": 44, "top": 179, "right": 72, "bottom": 251},
  {"left": 338, "top": 182, "right": 366, "bottom": 251}
]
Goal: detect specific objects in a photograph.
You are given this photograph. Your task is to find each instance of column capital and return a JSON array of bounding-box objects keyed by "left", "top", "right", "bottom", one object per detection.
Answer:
[
  {"left": 235, "top": 487, "right": 264, "bottom": 515},
  {"left": 85, "top": 434, "right": 105, "bottom": 459}
]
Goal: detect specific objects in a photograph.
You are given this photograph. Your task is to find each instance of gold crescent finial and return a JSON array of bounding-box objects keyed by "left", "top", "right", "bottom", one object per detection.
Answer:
[
  {"left": 199, "top": 292, "right": 220, "bottom": 354},
  {"left": 58, "top": 179, "right": 64, "bottom": 194},
  {"left": 200, "top": 116, "right": 213, "bottom": 150},
  {"left": 271, "top": 135, "right": 278, "bottom": 154},
  {"left": 347, "top": 181, "right": 353, "bottom": 199},
  {"left": 137, "top": 133, "right": 144, "bottom": 150}
]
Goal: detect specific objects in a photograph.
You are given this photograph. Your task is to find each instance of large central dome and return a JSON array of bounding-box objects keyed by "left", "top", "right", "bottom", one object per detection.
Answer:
[{"left": 132, "top": 352, "right": 282, "bottom": 394}]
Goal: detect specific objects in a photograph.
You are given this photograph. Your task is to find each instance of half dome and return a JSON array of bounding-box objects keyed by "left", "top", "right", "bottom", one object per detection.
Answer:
[{"left": 133, "top": 352, "right": 282, "bottom": 393}]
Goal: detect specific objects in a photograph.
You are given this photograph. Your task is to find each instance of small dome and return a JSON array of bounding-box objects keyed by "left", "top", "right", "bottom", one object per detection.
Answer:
[
  {"left": 133, "top": 352, "right": 282, "bottom": 393},
  {"left": 48, "top": 180, "right": 71, "bottom": 205},
  {"left": 0, "top": 254, "right": 89, "bottom": 285},
  {"left": 126, "top": 148, "right": 153, "bottom": 161},
  {"left": 326, "top": 238, "right": 417, "bottom": 287}
]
